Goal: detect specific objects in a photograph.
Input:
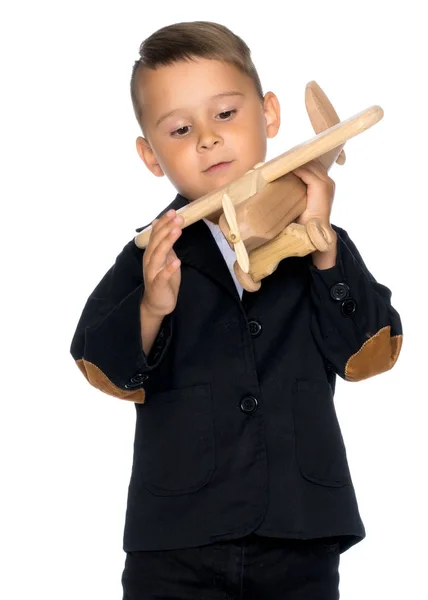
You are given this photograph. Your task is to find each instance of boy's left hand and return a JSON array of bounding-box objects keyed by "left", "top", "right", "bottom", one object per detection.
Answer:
[{"left": 292, "top": 159, "right": 338, "bottom": 269}]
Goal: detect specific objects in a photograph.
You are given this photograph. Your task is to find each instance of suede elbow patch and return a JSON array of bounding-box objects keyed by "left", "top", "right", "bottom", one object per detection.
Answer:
[
  {"left": 345, "top": 326, "right": 403, "bottom": 382},
  {"left": 75, "top": 359, "right": 146, "bottom": 403}
]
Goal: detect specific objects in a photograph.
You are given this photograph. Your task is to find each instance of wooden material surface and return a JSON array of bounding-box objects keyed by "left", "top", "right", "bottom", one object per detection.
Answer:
[
  {"left": 134, "top": 81, "right": 383, "bottom": 292},
  {"left": 134, "top": 104, "right": 383, "bottom": 250}
]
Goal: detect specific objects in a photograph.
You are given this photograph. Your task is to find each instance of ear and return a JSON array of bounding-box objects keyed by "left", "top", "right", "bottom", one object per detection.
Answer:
[
  {"left": 135, "top": 137, "right": 165, "bottom": 177},
  {"left": 263, "top": 92, "right": 281, "bottom": 139}
]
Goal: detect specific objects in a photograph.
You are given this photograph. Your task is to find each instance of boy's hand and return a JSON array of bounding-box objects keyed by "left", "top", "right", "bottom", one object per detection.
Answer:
[
  {"left": 293, "top": 159, "right": 338, "bottom": 269},
  {"left": 141, "top": 210, "right": 183, "bottom": 318},
  {"left": 293, "top": 159, "right": 335, "bottom": 228}
]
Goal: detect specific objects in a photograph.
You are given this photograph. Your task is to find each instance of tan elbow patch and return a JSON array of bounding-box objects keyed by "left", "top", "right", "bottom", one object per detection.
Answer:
[
  {"left": 345, "top": 326, "right": 403, "bottom": 382},
  {"left": 76, "top": 359, "right": 146, "bottom": 403}
]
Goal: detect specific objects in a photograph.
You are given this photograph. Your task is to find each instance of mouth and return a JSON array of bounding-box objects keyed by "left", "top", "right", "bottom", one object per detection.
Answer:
[{"left": 203, "top": 161, "right": 234, "bottom": 173}]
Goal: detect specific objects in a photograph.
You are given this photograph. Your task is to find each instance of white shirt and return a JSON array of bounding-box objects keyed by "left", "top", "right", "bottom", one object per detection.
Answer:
[{"left": 203, "top": 218, "right": 244, "bottom": 299}]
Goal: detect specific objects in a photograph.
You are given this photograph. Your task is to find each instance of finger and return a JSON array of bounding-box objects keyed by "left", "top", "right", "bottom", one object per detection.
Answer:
[
  {"left": 144, "top": 212, "right": 174, "bottom": 270},
  {"left": 292, "top": 165, "right": 318, "bottom": 185},
  {"left": 145, "top": 210, "right": 182, "bottom": 265},
  {"left": 146, "top": 225, "right": 182, "bottom": 279},
  {"left": 293, "top": 163, "right": 333, "bottom": 186},
  {"left": 296, "top": 160, "right": 330, "bottom": 180},
  {"left": 144, "top": 214, "right": 170, "bottom": 264},
  {"left": 165, "top": 247, "right": 178, "bottom": 264},
  {"left": 150, "top": 210, "right": 184, "bottom": 250},
  {"left": 152, "top": 257, "right": 181, "bottom": 289},
  {"left": 306, "top": 219, "right": 335, "bottom": 252}
]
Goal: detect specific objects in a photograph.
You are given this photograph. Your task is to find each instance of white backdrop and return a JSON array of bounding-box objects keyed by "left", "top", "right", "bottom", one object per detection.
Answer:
[{"left": 1, "top": 1, "right": 426, "bottom": 598}]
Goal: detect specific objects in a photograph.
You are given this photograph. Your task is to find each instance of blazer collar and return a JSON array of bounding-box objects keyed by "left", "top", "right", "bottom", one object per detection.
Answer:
[{"left": 136, "top": 193, "right": 246, "bottom": 305}]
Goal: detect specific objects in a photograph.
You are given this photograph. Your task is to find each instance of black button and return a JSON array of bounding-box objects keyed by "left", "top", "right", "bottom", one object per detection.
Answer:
[
  {"left": 330, "top": 282, "right": 350, "bottom": 301},
  {"left": 131, "top": 373, "right": 148, "bottom": 383},
  {"left": 341, "top": 298, "right": 357, "bottom": 317},
  {"left": 124, "top": 373, "right": 149, "bottom": 389},
  {"left": 240, "top": 396, "right": 258, "bottom": 414},
  {"left": 248, "top": 320, "right": 262, "bottom": 337}
]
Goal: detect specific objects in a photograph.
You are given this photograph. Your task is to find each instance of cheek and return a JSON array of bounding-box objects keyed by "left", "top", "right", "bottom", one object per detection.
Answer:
[
  {"left": 175, "top": 146, "right": 198, "bottom": 176},
  {"left": 232, "top": 120, "right": 265, "bottom": 155},
  {"left": 160, "top": 142, "right": 197, "bottom": 179}
]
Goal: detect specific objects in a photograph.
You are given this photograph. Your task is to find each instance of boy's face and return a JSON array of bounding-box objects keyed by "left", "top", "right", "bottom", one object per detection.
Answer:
[{"left": 135, "top": 58, "right": 280, "bottom": 202}]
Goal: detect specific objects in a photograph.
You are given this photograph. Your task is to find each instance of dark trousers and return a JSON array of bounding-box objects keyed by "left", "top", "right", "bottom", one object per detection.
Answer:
[{"left": 121, "top": 533, "right": 340, "bottom": 599}]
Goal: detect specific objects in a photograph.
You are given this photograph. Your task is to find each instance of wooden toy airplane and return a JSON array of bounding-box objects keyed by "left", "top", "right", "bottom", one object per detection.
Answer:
[{"left": 134, "top": 81, "right": 383, "bottom": 292}]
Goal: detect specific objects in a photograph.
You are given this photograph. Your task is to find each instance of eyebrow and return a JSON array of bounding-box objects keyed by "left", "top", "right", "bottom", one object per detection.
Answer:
[{"left": 155, "top": 91, "right": 245, "bottom": 128}]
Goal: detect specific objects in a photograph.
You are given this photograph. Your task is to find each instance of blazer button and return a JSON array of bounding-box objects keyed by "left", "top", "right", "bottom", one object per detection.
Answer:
[
  {"left": 248, "top": 320, "right": 262, "bottom": 337},
  {"left": 341, "top": 298, "right": 357, "bottom": 317},
  {"left": 240, "top": 396, "right": 258, "bottom": 414},
  {"left": 330, "top": 282, "right": 350, "bottom": 301},
  {"left": 124, "top": 373, "right": 149, "bottom": 389}
]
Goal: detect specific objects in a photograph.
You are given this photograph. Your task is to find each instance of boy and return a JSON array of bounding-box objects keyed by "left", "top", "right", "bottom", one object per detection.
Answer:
[{"left": 70, "top": 21, "right": 402, "bottom": 599}]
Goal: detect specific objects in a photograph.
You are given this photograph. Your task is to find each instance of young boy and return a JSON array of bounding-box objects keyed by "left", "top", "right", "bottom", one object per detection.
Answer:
[{"left": 70, "top": 21, "right": 402, "bottom": 599}]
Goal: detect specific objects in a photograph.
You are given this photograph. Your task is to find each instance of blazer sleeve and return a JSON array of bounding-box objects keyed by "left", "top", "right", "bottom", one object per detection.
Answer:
[
  {"left": 309, "top": 225, "right": 403, "bottom": 382},
  {"left": 69, "top": 239, "right": 173, "bottom": 403}
]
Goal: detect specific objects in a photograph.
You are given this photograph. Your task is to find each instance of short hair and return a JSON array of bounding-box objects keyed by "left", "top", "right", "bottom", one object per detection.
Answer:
[{"left": 130, "top": 21, "right": 264, "bottom": 133}]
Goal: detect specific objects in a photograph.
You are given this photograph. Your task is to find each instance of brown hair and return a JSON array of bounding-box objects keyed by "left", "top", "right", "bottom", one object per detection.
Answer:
[{"left": 130, "top": 21, "right": 264, "bottom": 133}]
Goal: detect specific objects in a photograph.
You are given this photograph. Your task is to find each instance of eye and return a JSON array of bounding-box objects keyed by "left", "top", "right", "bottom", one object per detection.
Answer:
[
  {"left": 171, "top": 125, "right": 191, "bottom": 137},
  {"left": 170, "top": 109, "right": 237, "bottom": 137},
  {"left": 216, "top": 109, "right": 237, "bottom": 120}
]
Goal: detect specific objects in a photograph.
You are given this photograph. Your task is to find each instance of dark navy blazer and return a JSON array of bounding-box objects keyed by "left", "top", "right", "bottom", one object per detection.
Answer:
[{"left": 70, "top": 192, "right": 402, "bottom": 553}]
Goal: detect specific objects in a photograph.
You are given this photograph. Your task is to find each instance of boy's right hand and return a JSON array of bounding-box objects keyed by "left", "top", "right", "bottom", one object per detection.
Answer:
[{"left": 141, "top": 210, "right": 184, "bottom": 318}]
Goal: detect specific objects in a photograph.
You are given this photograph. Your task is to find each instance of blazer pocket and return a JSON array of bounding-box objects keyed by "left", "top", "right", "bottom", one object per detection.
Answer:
[
  {"left": 292, "top": 379, "right": 351, "bottom": 487},
  {"left": 137, "top": 384, "right": 215, "bottom": 496}
]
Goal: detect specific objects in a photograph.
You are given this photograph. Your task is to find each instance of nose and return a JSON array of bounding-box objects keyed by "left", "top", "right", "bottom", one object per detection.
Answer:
[{"left": 197, "top": 125, "right": 222, "bottom": 151}]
